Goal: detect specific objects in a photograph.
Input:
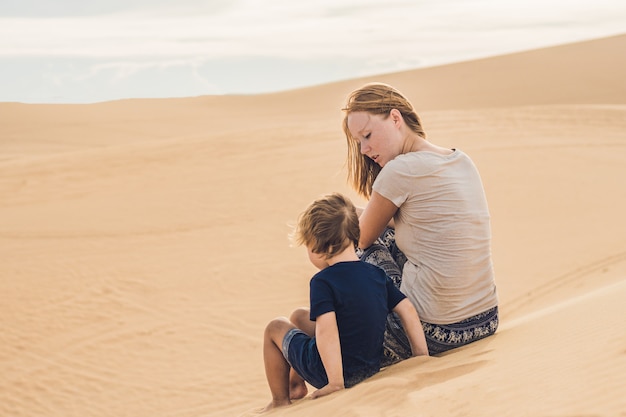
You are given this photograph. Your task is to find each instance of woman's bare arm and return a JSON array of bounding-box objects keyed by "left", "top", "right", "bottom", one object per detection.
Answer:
[{"left": 359, "top": 191, "right": 398, "bottom": 249}]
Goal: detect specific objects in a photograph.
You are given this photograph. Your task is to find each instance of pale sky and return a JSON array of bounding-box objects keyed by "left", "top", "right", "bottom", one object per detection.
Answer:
[{"left": 1, "top": 0, "right": 625, "bottom": 103}]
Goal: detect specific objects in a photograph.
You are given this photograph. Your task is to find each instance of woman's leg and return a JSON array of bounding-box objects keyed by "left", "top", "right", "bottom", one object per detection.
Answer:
[
  {"left": 358, "top": 228, "right": 404, "bottom": 288},
  {"left": 380, "top": 312, "right": 414, "bottom": 367},
  {"left": 422, "top": 306, "right": 499, "bottom": 355},
  {"left": 377, "top": 227, "right": 408, "bottom": 271},
  {"left": 379, "top": 306, "right": 499, "bottom": 365}
]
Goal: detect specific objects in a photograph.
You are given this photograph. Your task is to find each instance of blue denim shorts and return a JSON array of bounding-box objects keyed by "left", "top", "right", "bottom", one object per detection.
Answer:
[{"left": 282, "top": 328, "right": 328, "bottom": 389}]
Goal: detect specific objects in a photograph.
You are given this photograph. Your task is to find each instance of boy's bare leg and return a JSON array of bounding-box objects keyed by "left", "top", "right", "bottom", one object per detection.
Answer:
[
  {"left": 287, "top": 308, "right": 313, "bottom": 400},
  {"left": 262, "top": 318, "right": 295, "bottom": 412},
  {"left": 289, "top": 368, "right": 308, "bottom": 400},
  {"left": 290, "top": 307, "right": 315, "bottom": 336}
]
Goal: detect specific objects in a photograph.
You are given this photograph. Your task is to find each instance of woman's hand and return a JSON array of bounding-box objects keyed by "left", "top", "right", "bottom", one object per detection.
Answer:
[{"left": 310, "top": 383, "right": 345, "bottom": 399}]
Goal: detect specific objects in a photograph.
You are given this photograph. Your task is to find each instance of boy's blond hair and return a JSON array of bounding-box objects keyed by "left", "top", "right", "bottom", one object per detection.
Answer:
[{"left": 293, "top": 193, "right": 360, "bottom": 259}]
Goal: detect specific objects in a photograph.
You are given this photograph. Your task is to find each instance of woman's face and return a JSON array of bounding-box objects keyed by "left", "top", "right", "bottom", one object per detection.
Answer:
[{"left": 346, "top": 110, "right": 403, "bottom": 167}]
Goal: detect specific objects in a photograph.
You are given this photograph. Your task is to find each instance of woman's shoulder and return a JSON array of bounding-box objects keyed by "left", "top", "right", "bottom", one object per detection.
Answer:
[{"left": 385, "top": 149, "right": 461, "bottom": 176}]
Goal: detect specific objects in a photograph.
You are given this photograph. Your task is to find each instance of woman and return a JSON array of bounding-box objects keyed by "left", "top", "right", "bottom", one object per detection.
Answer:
[{"left": 342, "top": 83, "right": 498, "bottom": 362}]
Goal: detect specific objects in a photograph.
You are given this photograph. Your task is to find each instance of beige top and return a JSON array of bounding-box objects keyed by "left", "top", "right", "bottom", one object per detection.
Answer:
[{"left": 372, "top": 149, "right": 498, "bottom": 324}]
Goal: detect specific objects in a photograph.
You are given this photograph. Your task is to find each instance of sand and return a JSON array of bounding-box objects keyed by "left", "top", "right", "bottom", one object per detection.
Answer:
[{"left": 1, "top": 34, "right": 625, "bottom": 417}]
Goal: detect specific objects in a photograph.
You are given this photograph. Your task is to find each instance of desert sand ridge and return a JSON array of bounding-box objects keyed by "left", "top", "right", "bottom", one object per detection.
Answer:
[
  {"left": 2, "top": 34, "right": 626, "bottom": 158},
  {"left": 1, "top": 34, "right": 625, "bottom": 417}
]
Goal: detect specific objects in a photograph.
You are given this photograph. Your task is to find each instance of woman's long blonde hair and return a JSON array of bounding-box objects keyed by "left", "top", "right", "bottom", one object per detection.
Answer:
[{"left": 342, "top": 83, "right": 426, "bottom": 199}]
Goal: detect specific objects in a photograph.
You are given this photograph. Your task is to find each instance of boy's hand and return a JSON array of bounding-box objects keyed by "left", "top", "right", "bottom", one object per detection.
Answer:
[{"left": 310, "top": 383, "right": 345, "bottom": 399}]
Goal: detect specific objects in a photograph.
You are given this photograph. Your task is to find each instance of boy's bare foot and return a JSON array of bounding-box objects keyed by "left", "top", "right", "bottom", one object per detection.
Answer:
[
  {"left": 289, "top": 379, "right": 308, "bottom": 400},
  {"left": 261, "top": 399, "right": 291, "bottom": 413}
]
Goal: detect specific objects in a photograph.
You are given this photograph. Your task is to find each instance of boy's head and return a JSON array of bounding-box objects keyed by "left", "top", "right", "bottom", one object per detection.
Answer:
[{"left": 294, "top": 193, "right": 360, "bottom": 261}]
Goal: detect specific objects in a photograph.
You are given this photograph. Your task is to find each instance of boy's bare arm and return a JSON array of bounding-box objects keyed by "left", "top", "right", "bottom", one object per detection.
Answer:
[
  {"left": 393, "top": 299, "right": 430, "bottom": 356},
  {"left": 311, "top": 311, "right": 345, "bottom": 399}
]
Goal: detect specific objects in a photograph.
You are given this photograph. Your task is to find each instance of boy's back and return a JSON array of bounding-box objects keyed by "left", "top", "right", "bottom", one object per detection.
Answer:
[{"left": 310, "top": 260, "right": 406, "bottom": 387}]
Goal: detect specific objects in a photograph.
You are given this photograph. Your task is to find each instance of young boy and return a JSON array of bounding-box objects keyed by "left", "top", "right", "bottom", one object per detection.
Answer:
[{"left": 262, "top": 193, "right": 429, "bottom": 411}]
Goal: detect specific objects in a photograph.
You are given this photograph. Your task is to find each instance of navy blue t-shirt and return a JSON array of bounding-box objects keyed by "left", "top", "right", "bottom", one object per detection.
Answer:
[{"left": 309, "top": 260, "right": 406, "bottom": 386}]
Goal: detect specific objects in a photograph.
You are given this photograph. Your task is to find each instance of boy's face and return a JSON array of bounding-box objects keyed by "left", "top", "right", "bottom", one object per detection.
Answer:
[{"left": 307, "top": 247, "right": 328, "bottom": 270}]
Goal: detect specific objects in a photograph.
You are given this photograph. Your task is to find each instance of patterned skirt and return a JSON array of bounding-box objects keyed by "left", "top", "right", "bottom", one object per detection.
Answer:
[{"left": 358, "top": 228, "right": 499, "bottom": 364}]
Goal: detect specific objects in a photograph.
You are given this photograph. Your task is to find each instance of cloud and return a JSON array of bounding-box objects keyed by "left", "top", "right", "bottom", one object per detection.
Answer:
[
  {"left": 0, "top": 0, "right": 236, "bottom": 17},
  {"left": 2, "top": 0, "right": 626, "bottom": 102},
  {"left": 1, "top": 0, "right": 625, "bottom": 63},
  {"left": 79, "top": 58, "right": 208, "bottom": 84}
]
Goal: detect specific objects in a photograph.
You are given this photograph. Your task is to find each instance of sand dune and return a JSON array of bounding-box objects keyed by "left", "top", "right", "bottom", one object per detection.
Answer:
[{"left": 1, "top": 34, "right": 625, "bottom": 417}]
